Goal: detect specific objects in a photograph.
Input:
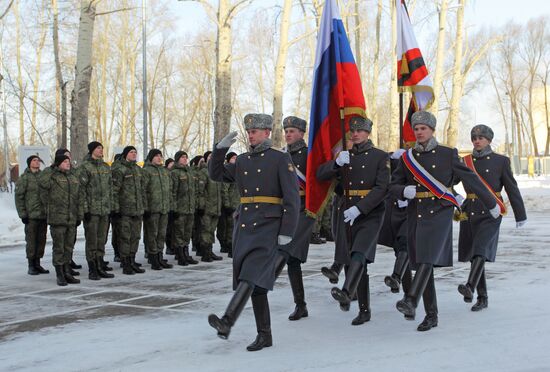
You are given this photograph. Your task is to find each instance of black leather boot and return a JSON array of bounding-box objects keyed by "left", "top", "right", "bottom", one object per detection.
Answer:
[
  {"left": 201, "top": 245, "right": 213, "bottom": 262},
  {"left": 321, "top": 261, "right": 343, "bottom": 284},
  {"left": 176, "top": 246, "right": 188, "bottom": 266},
  {"left": 458, "top": 256, "right": 485, "bottom": 303},
  {"left": 220, "top": 242, "right": 228, "bottom": 253},
  {"left": 288, "top": 261, "right": 308, "bottom": 321},
  {"left": 100, "top": 257, "right": 113, "bottom": 272},
  {"left": 246, "top": 293, "right": 273, "bottom": 351},
  {"left": 130, "top": 255, "right": 145, "bottom": 273},
  {"left": 384, "top": 251, "right": 409, "bottom": 293},
  {"left": 158, "top": 253, "right": 173, "bottom": 269},
  {"left": 396, "top": 263, "right": 433, "bottom": 319},
  {"left": 150, "top": 253, "right": 163, "bottom": 270},
  {"left": 310, "top": 232, "right": 326, "bottom": 244},
  {"left": 28, "top": 258, "right": 39, "bottom": 275},
  {"left": 401, "top": 267, "right": 414, "bottom": 320},
  {"left": 63, "top": 263, "right": 80, "bottom": 284},
  {"left": 70, "top": 259, "right": 82, "bottom": 270},
  {"left": 34, "top": 258, "right": 49, "bottom": 274},
  {"left": 331, "top": 260, "right": 363, "bottom": 312},
  {"left": 210, "top": 245, "right": 223, "bottom": 261},
  {"left": 88, "top": 260, "right": 100, "bottom": 280},
  {"left": 132, "top": 253, "right": 142, "bottom": 267},
  {"left": 184, "top": 246, "right": 198, "bottom": 265},
  {"left": 55, "top": 265, "right": 67, "bottom": 286},
  {"left": 208, "top": 281, "right": 254, "bottom": 339},
  {"left": 472, "top": 269, "right": 488, "bottom": 311},
  {"left": 352, "top": 272, "right": 371, "bottom": 325},
  {"left": 417, "top": 270, "right": 438, "bottom": 331},
  {"left": 96, "top": 258, "right": 115, "bottom": 278},
  {"left": 228, "top": 243, "right": 233, "bottom": 258},
  {"left": 122, "top": 257, "right": 135, "bottom": 275},
  {"left": 274, "top": 254, "right": 287, "bottom": 279}
]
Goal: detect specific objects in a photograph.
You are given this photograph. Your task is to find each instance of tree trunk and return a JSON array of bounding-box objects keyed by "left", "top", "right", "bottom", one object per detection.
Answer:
[
  {"left": 388, "top": 0, "right": 399, "bottom": 150},
  {"left": 446, "top": 0, "right": 464, "bottom": 147},
  {"left": 271, "top": 0, "right": 292, "bottom": 148},
  {"left": 371, "top": 0, "right": 382, "bottom": 145},
  {"left": 70, "top": 0, "right": 97, "bottom": 164},
  {"left": 430, "top": 0, "right": 448, "bottom": 119},
  {"left": 52, "top": 0, "right": 67, "bottom": 149},
  {"left": 15, "top": 0, "right": 24, "bottom": 145},
  {"left": 543, "top": 69, "right": 550, "bottom": 156},
  {"left": 214, "top": 0, "right": 233, "bottom": 145},
  {"left": 29, "top": 1, "right": 48, "bottom": 145}
]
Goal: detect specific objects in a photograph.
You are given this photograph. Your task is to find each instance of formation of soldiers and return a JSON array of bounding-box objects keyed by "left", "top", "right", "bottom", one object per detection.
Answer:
[{"left": 15, "top": 110, "right": 526, "bottom": 352}]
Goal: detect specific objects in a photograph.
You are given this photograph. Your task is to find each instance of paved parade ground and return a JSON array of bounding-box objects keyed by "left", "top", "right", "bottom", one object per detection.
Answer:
[{"left": 0, "top": 209, "right": 549, "bottom": 371}]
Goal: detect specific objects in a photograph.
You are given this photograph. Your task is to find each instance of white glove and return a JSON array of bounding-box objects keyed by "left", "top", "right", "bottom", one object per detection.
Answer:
[
  {"left": 216, "top": 131, "right": 238, "bottom": 149},
  {"left": 455, "top": 194, "right": 465, "bottom": 207},
  {"left": 343, "top": 206, "right": 361, "bottom": 225},
  {"left": 278, "top": 235, "right": 292, "bottom": 245},
  {"left": 335, "top": 151, "right": 350, "bottom": 166},
  {"left": 397, "top": 199, "right": 408, "bottom": 208},
  {"left": 391, "top": 149, "right": 406, "bottom": 159},
  {"left": 516, "top": 220, "right": 526, "bottom": 228},
  {"left": 403, "top": 185, "right": 417, "bottom": 200},
  {"left": 489, "top": 204, "right": 500, "bottom": 219}
]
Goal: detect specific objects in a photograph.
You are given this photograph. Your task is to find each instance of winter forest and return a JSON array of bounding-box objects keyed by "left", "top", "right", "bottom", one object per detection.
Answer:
[{"left": 0, "top": 0, "right": 549, "bottom": 180}]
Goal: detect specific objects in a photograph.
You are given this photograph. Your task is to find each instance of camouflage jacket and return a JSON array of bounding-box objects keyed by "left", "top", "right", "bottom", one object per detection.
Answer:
[
  {"left": 142, "top": 162, "right": 172, "bottom": 214},
  {"left": 112, "top": 159, "right": 146, "bottom": 216},
  {"left": 78, "top": 157, "right": 112, "bottom": 216},
  {"left": 194, "top": 164, "right": 208, "bottom": 211},
  {"left": 221, "top": 182, "right": 240, "bottom": 211},
  {"left": 171, "top": 164, "right": 196, "bottom": 214},
  {"left": 15, "top": 168, "right": 46, "bottom": 220},
  {"left": 39, "top": 166, "right": 84, "bottom": 226}
]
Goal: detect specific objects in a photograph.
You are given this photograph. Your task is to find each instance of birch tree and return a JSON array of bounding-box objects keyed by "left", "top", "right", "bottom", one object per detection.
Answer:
[{"left": 430, "top": 0, "right": 448, "bottom": 120}]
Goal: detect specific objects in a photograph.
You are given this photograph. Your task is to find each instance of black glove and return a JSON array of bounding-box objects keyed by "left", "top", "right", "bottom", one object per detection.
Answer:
[
  {"left": 84, "top": 212, "right": 92, "bottom": 222},
  {"left": 110, "top": 211, "right": 121, "bottom": 220},
  {"left": 21, "top": 217, "right": 29, "bottom": 225},
  {"left": 76, "top": 220, "right": 81, "bottom": 227},
  {"left": 143, "top": 211, "right": 151, "bottom": 219},
  {"left": 172, "top": 211, "right": 180, "bottom": 219}
]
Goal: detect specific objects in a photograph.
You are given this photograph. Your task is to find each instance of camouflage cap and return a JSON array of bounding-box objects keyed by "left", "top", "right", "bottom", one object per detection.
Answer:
[
  {"left": 411, "top": 111, "right": 436, "bottom": 130},
  {"left": 349, "top": 116, "right": 373, "bottom": 132},
  {"left": 244, "top": 113, "right": 273, "bottom": 130},
  {"left": 283, "top": 116, "right": 307, "bottom": 132},
  {"left": 471, "top": 124, "right": 494, "bottom": 142}
]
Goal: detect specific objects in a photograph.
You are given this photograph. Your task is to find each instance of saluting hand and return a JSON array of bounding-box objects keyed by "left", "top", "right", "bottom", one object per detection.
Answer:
[{"left": 217, "top": 131, "right": 238, "bottom": 149}]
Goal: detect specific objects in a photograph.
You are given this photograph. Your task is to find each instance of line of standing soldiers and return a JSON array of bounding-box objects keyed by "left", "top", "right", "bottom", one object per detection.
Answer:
[{"left": 15, "top": 142, "right": 241, "bottom": 286}]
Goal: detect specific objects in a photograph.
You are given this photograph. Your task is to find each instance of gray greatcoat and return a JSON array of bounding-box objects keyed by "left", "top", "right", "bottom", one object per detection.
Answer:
[
  {"left": 317, "top": 140, "right": 389, "bottom": 264},
  {"left": 209, "top": 140, "right": 300, "bottom": 290},
  {"left": 458, "top": 150, "right": 526, "bottom": 262},
  {"left": 390, "top": 143, "right": 497, "bottom": 268}
]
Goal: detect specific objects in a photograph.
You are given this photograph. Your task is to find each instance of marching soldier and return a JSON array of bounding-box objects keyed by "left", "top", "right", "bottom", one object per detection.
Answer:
[
  {"left": 217, "top": 152, "right": 239, "bottom": 257},
  {"left": 317, "top": 116, "right": 389, "bottom": 325},
  {"left": 111, "top": 146, "right": 146, "bottom": 275},
  {"left": 199, "top": 151, "right": 223, "bottom": 262},
  {"left": 208, "top": 113, "right": 300, "bottom": 351},
  {"left": 142, "top": 149, "right": 173, "bottom": 270},
  {"left": 15, "top": 155, "right": 49, "bottom": 275},
  {"left": 379, "top": 148, "right": 412, "bottom": 297},
  {"left": 40, "top": 155, "right": 84, "bottom": 286},
  {"left": 457, "top": 125, "right": 527, "bottom": 311},
  {"left": 273, "top": 116, "right": 315, "bottom": 321},
  {"left": 390, "top": 111, "right": 499, "bottom": 331},
  {"left": 79, "top": 141, "right": 115, "bottom": 280},
  {"left": 170, "top": 150, "right": 199, "bottom": 266}
]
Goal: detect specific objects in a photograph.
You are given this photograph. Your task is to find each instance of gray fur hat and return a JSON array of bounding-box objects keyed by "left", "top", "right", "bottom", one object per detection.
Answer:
[
  {"left": 244, "top": 113, "right": 273, "bottom": 130},
  {"left": 471, "top": 124, "right": 494, "bottom": 141},
  {"left": 411, "top": 111, "right": 436, "bottom": 130},
  {"left": 349, "top": 116, "right": 373, "bottom": 132},
  {"left": 283, "top": 116, "right": 307, "bottom": 132}
]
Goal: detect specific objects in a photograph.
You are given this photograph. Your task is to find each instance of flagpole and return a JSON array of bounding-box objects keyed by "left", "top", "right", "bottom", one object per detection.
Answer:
[
  {"left": 399, "top": 92, "right": 404, "bottom": 148},
  {"left": 339, "top": 107, "right": 352, "bottom": 250}
]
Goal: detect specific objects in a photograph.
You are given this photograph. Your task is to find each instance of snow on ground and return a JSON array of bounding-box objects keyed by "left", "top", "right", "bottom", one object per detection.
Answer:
[{"left": 0, "top": 176, "right": 549, "bottom": 371}]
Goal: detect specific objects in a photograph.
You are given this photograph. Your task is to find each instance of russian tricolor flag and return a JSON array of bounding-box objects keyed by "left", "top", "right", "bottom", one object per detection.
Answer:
[{"left": 305, "top": 0, "right": 366, "bottom": 217}]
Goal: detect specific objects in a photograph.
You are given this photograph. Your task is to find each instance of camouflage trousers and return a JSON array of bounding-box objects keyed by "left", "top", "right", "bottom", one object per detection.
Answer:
[
  {"left": 173, "top": 213, "right": 194, "bottom": 248},
  {"left": 143, "top": 213, "right": 168, "bottom": 255},
  {"left": 200, "top": 214, "right": 219, "bottom": 246},
  {"left": 83, "top": 215, "right": 109, "bottom": 261},
  {"left": 50, "top": 224, "right": 77, "bottom": 266},
  {"left": 216, "top": 209, "right": 234, "bottom": 247},
  {"left": 25, "top": 219, "right": 47, "bottom": 259},
  {"left": 119, "top": 215, "right": 142, "bottom": 259}
]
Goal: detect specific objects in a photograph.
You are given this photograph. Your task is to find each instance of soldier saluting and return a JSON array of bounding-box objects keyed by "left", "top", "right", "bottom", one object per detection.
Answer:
[
  {"left": 457, "top": 125, "right": 526, "bottom": 311},
  {"left": 317, "top": 116, "right": 389, "bottom": 325},
  {"left": 390, "top": 111, "right": 500, "bottom": 331},
  {"left": 207, "top": 113, "right": 300, "bottom": 351}
]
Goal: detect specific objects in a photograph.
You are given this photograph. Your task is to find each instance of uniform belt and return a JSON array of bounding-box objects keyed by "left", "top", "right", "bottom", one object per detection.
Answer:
[
  {"left": 467, "top": 192, "right": 501, "bottom": 199},
  {"left": 347, "top": 189, "right": 371, "bottom": 196},
  {"left": 299, "top": 190, "right": 305, "bottom": 196},
  {"left": 240, "top": 196, "right": 283, "bottom": 205},
  {"left": 415, "top": 191, "right": 435, "bottom": 198}
]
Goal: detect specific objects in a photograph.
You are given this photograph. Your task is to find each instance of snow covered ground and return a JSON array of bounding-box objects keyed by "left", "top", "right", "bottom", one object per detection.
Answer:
[{"left": 0, "top": 176, "right": 549, "bottom": 372}]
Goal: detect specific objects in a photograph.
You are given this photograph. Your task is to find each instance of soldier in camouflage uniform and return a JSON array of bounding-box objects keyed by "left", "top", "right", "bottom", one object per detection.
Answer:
[
  {"left": 457, "top": 125, "right": 527, "bottom": 312},
  {"left": 110, "top": 153, "right": 122, "bottom": 263},
  {"left": 164, "top": 158, "right": 176, "bottom": 256},
  {"left": 79, "top": 141, "right": 115, "bottom": 280},
  {"left": 318, "top": 116, "right": 389, "bottom": 326},
  {"left": 15, "top": 155, "right": 49, "bottom": 275},
  {"left": 111, "top": 146, "right": 146, "bottom": 275},
  {"left": 217, "top": 152, "right": 239, "bottom": 257},
  {"left": 170, "top": 150, "right": 199, "bottom": 266},
  {"left": 208, "top": 114, "right": 300, "bottom": 351},
  {"left": 142, "top": 149, "right": 173, "bottom": 270},
  {"left": 198, "top": 151, "right": 223, "bottom": 262},
  {"left": 192, "top": 155, "right": 206, "bottom": 256},
  {"left": 40, "top": 155, "right": 84, "bottom": 286}
]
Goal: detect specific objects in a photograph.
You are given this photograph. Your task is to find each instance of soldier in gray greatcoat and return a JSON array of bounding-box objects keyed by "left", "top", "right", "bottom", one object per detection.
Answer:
[
  {"left": 207, "top": 113, "right": 300, "bottom": 352},
  {"left": 457, "top": 125, "right": 527, "bottom": 311},
  {"left": 390, "top": 111, "right": 500, "bottom": 332},
  {"left": 272, "top": 116, "right": 316, "bottom": 322},
  {"left": 317, "top": 116, "right": 389, "bottom": 326}
]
